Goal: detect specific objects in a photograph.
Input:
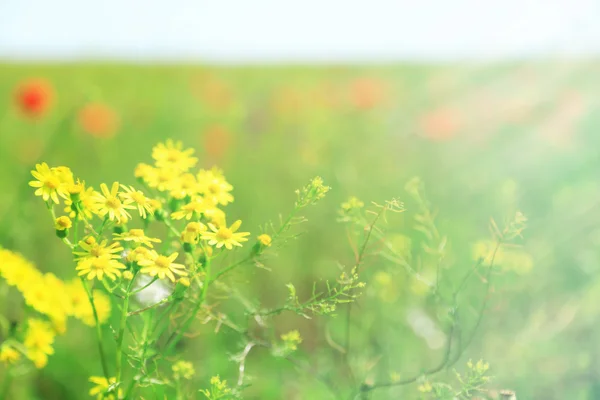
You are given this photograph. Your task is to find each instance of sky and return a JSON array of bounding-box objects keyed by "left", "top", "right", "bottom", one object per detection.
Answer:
[{"left": 0, "top": 0, "right": 599, "bottom": 62}]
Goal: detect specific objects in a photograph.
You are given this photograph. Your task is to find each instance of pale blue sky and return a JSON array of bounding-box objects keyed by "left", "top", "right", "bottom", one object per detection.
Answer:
[{"left": 0, "top": 0, "right": 599, "bottom": 62}]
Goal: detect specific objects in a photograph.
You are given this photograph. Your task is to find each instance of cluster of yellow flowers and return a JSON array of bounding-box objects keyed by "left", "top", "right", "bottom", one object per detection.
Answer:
[
  {"left": 0, "top": 249, "right": 110, "bottom": 369},
  {"left": 27, "top": 140, "right": 257, "bottom": 287}
]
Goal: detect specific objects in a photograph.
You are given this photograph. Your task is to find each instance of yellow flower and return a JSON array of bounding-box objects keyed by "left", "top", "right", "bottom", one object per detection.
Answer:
[
  {"left": 178, "top": 277, "right": 190, "bottom": 287},
  {"left": 63, "top": 184, "right": 97, "bottom": 220},
  {"left": 202, "top": 220, "right": 250, "bottom": 250},
  {"left": 171, "top": 196, "right": 213, "bottom": 220},
  {"left": 181, "top": 222, "right": 207, "bottom": 244},
  {"left": 24, "top": 319, "right": 55, "bottom": 369},
  {"left": 55, "top": 216, "right": 72, "bottom": 231},
  {"left": 29, "top": 162, "right": 67, "bottom": 204},
  {"left": 126, "top": 246, "right": 152, "bottom": 263},
  {"left": 89, "top": 376, "right": 122, "bottom": 400},
  {"left": 66, "top": 279, "right": 111, "bottom": 326},
  {"left": 138, "top": 251, "right": 188, "bottom": 282},
  {"left": 172, "top": 360, "right": 195, "bottom": 380},
  {"left": 197, "top": 168, "right": 234, "bottom": 206},
  {"left": 22, "top": 274, "right": 70, "bottom": 330},
  {"left": 92, "top": 182, "right": 135, "bottom": 223},
  {"left": 143, "top": 167, "right": 178, "bottom": 192},
  {"left": 0, "top": 345, "right": 21, "bottom": 364},
  {"left": 113, "top": 229, "right": 161, "bottom": 248},
  {"left": 76, "top": 255, "right": 126, "bottom": 281},
  {"left": 122, "top": 270, "right": 134, "bottom": 280},
  {"left": 74, "top": 237, "right": 124, "bottom": 261},
  {"left": 169, "top": 173, "right": 200, "bottom": 199},
  {"left": 152, "top": 139, "right": 198, "bottom": 171},
  {"left": 0, "top": 249, "right": 42, "bottom": 292},
  {"left": 134, "top": 163, "right": 155, "bottom": 181},
  {"left": 119, "top": 185, "right": 154, "bottom": 219},
  {"left": 257, "top": 234, "right": 272, "bottom": 247}
]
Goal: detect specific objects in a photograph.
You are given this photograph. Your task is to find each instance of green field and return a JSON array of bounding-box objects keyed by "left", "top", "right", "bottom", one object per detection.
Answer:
[{"left": 1, "top": 62, "right": 599, "bottom": 399}]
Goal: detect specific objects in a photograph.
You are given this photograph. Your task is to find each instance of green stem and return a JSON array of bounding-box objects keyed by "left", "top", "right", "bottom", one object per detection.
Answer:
[
  {"left": 81, "top": 278, "right": 110, "bottom": 379},
  {"left": 0, "top": 365, "right": 12, "bottom": 400},
  {"left": 164, "top": 254, "right": 211, "bottom": 354},
  {"left": 116, "top": 279, "right": 135, "bottom": 385}
]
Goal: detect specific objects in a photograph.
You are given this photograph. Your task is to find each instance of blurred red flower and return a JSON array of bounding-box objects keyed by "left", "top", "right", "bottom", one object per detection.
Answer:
[
  {"left": 14, "top": 78, "right": 54, "bottom": 118},
  {"left": 203, "top": 124, "right": 232, "bottom": 162},
  {"left": 419, "top": 107, "right": 462, "bottom": 141},
  {"left": 348, "top": 77, "right": 388, "bottom": 110},
  {"left": 78, "top": 103, "right": 120, "bottom": 138}
]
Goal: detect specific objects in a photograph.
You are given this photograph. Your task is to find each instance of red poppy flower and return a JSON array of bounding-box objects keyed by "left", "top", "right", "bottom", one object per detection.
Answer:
[
  {"left": 14, "top": 78, "right": 53, "bottom": 118},
  {"left": 78, "top": 103, "right": 120, "bottom": 138}
]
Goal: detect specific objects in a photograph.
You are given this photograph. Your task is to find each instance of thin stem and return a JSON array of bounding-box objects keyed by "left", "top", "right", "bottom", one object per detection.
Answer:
[
  {"left": 116, "top": 279, "right": 135, "bottom": 385},
  {"left": 164, "top": 251, "right": 211, "bottom": 354},
  {"left": 81, "top": 278, "right": 110, "bottom": 379},
  {"left": 130, "top": 277, "right": 158, "bottom": 295}
]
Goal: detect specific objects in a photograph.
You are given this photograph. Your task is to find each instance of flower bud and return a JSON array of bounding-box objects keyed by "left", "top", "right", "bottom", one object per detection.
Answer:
[{"left": 123, "top": 271, "right": 134, "bottom": 281}]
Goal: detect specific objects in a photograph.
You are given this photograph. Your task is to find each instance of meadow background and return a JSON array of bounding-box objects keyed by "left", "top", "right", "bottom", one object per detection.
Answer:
[{"left": 0, "top": 60, "right": 599, "bottom": 399}]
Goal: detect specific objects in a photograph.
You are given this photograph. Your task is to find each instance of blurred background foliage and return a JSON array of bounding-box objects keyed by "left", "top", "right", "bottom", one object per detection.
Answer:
[{"left": 1, "top": 62, "right": 599, "bottom": 399}]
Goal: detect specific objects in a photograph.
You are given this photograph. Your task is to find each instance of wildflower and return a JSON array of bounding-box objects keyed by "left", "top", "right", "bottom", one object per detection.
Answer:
[
  {"left": 0, "top": 249, "right": 43, "bottom": 292},
  {"left": 138, "top": 251, "right": 188, "bottom": 282},
  {"left": 144, "top": 167, "right": 179, "bottom": 192},
  {"left": 126, "top": 246, "right": 152, "bottom": 263},
  {"left": 202, "top": 220, "right": 250, "bottom": 250},
  {"left": 29, "top": 163, "right": 66, "bottom": 204},
  {"left": 74, "top": 237, "right": 123, "bottom": 260},
  {"left": 341, "top": 196, "right": 364, "bottom": 212},
  {"left": 171, "top": 196, "right": 213, "bottom": 220},
  {"left": 66, "top": 279, "right": 111, "bottom": 326},
  {"left": 169, "top": 173, "right": 200, "bottom": 199},
  {"left": 89, "top": 376, "right": 122, "bottom": 400},
  {"left": 152, "top": 139, "right": 198, "bottom": 171},
  {"left": 22, "top": 274, "right": 70, "bottom": 329},
  {"left": 113, "top": 229, "right": 161, "bottom": 248},
  {"left": 295, "top": 176, "right": 330, "bottom": 207},
  {"left": 92, "top": 182, "right": 135, "bottom": 223},
  {"left": 197, "top": 168, "right": 234, "bottom": 206},
  {"left": 122, "top": 270, "right": 134, "bottom": 280},
  {"left": 134, "top": 163, "right": 155, "bottom": 181},
  {"left": 172, "top": 360, "right": 195, "bottom": 380},
  {"left": 14, "top": 78, "right": 53, "bottom": 117},
  {"left": 281, "top": 330, "right": 302, "bottom": 351},
  {"left": 78, "top": 103, "right": 120, "bottom": 138},
  {"left": 63, "top": 184, "right": 97, "bottom": 220},
  {"left": 0, "top": 345, "right": 21, "bottom": 364},
  {"left": 55, "top": 216, "right": 72, "bottom": 231},
  {"left": 76, "top": 255, "right": 126, "bottom": 281},
  {"left": 178, "top": 277, "right": 190, "bottom": 287},
  {"left": 119, "top": 185, "right": 154, "bottom": 218},
  {"left": 257, "top": 234, "right": 272, "bottom": 247},
  {"left": 181, "top": 222, "right": 207, "bottom": 244},
  {"left": 24, "top": 319, "right": 55, "bottom": 369}
]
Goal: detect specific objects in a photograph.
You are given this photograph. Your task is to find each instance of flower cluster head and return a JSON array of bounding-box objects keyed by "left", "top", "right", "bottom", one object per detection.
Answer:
[
  {"left": 0, "top": 249, "right": 111, "bottom": 369},
  {"left": 295, "top": 176, "right": 331, "bottom": 207},
  {"left": 172, "top": 360, "right": 196, "bottom": 380}
]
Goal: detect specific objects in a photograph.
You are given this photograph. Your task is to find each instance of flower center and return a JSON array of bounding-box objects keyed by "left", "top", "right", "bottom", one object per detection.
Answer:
[
  {"left": 129, "top": 229, "right": 144, "bottom": 238},
  {"left": 155, "top": 256, "right": 171, "bottom": 269},
  {"left": 208, "top": 183, "right": 220, "bottom": 194},
  {"left": 131, "top": 192, "right": 146, "bottom": 204},
  {"left": 106, "top": 196, "right": 121, "bottom": 209},
  {"left": 45, "top": 176, "right": 60, "bottom": 189},
  {"left": 216, "top": 228, "right": 233, "bottom": 241}
]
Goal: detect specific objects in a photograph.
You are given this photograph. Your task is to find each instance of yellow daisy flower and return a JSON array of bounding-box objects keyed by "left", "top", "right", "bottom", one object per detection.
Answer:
[
  {"left": 0, "top": 345, "right": 21, "bottom": 364},
  {"left": 92, "top": 182, "right": 135, "bottom": 223},
  {"left": 134, "top": 162, "right": 155, "bottom": 181},
  {"left": 152, "top": 139, "right": 198, "bottom": 171},
  {"left": 138, "top": 251, "right": 188, "bottom": 282},
  {"left": 63, "top": 184, "right": 97, "bottom": 220},
  {"left": 74, "top": 237, "right": 123, "bottom": 260},
  {"left": 202, "top": 220, "right": 250, "bottom": 250},
  {"left": 76, "top": 255, "right": 126, "bottom": 281},
  {"left": 197, "top": 168, "right": 234, "bottom": 206},
  {"left": 144, "top": 166, "right": 179, "bottom": 192},
  {"left": 65, "top": 279, "right": 111, "bottom": 326},
  {"left": 89, "top": 376, "right": 122, "bottom": 400},
  {"left": 119, "top": 185, "right": 154, "bottom": 219},
  {"left": 171, "top": 196, "right": 213, "bottom": 220},
  {"left": 181, "top": 222, "right": 207, "bottom": 244},
  {"left": 169, "top": 172, "right": 200, "bottom": 199},
  {"left": 24, "top": 319, "right": 55, "bottom": 369},
  {"left": 126, "top": 246, "right": 152, "bottom": 263},
  {"left": 54, "top": 216, "right": 72, "bottom": 231},
  {"left": 113, "top": 229, "right": 161, "bottom": 248},
  {"left": 29, "top": 162, "right": 66, "bottom": 204}
]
